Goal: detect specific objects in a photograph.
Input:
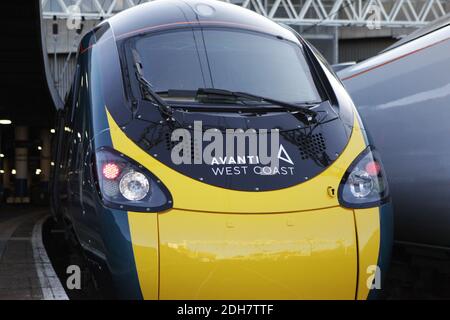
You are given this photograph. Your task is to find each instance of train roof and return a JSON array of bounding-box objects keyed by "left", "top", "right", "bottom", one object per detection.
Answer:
[
  {"left": 105, "top": 0, "right": 298, "bottom": 42},
  {"left": 337, "top": 17, "right": 450, "bottom": 81},
  {"left": 383, "top": 13, "right": 450, "bottom": 52}
]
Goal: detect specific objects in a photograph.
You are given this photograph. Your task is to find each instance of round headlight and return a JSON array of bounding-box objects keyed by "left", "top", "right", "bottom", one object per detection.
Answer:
[
  {"left": 119, "top": 171, "right": 150, "bottom": 201},
  {"left": 348, "top": 170, "right": 373, "bottom": 198}
]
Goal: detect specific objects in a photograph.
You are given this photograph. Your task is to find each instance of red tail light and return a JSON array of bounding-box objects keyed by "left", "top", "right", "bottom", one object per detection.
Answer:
[
  {"left": 365, "top": 161, "right": 381, "bottom": 176},
  {"left": 102, "top": 162, "right": 120, "bottom": 180}
]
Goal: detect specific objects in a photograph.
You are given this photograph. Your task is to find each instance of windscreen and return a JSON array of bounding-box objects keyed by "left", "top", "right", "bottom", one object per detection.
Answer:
[{"left": 124, "top": 28, "right": 322, "bottom": 103}]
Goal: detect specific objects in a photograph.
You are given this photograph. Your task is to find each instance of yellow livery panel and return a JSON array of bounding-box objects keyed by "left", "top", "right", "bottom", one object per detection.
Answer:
[
  {"left": 156, "top": 207, "right": 357, "bottom": 300},
  {"left": 127, "top": 212, "right": 159, "bottom": 300},
  {"left": 354, "top": 207, "right": 381, "bottom": 300}
]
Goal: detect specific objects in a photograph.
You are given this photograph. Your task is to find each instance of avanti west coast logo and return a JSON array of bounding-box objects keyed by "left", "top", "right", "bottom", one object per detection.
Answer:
[{"left": 170, "top": 121, "right": 295, "bottom": 177}]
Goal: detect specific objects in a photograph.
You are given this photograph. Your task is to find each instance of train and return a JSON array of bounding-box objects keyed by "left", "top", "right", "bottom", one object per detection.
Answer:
[
  {"left": 50, "top": 0, "right": 392, "bottom": 299},
  {"left": 339, "top": 15, "right": 450, "bottom": 250}
]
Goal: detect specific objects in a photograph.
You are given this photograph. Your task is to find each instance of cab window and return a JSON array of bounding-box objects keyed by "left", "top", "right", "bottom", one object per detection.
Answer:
[{"left": 123, "top": 28, "right": 322, "bottom": 104}]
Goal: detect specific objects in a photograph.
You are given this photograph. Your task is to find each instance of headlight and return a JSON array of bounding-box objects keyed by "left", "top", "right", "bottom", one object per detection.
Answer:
[
  {"left": 348, "top": 170, "right": 373, "bottom": 198},
  {"left": 119, "top": 171, "right": 150, "bottom": 201},
  {"left": 338, "top": 146, "right": 389, "bottom": 208},
  {"left": 94, "top": 147, "right": 172, "bottom": 212}
]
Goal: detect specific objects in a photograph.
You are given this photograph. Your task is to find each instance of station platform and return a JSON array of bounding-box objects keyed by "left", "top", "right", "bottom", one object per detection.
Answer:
[
  {"left": 1, "top": 206, "right": 449, "bottom": 300},
  {"left": 0, "top": 207, "right": 67, "bottom": 300}
]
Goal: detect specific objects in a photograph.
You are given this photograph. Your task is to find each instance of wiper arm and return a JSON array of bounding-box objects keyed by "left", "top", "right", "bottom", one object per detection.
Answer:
[
  {"left": 196, "top": 88, "right": 319, "bottom": 122},
  {"left": 135, "top": 71, "right": 173, "bottom": 117},
  {"left": 132, "top": 50, "right": 173, "bottom": 118}
]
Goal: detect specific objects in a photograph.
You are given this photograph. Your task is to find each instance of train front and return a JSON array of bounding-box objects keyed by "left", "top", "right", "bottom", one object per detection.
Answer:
[{"left": 83, "top": 0, "right": 393, "bottom": 299}]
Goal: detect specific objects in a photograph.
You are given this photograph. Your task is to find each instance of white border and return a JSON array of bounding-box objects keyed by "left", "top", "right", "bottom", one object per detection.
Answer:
[{"left": 31, "top": 215, "right": 69, "bottom": 300}]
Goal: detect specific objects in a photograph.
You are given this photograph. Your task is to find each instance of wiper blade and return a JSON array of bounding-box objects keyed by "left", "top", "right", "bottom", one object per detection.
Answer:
[
  {"left": 132, "top": 50, "right": 173, "bottom": 118},
  {"left": 196, "top": 88, "right": 319, "bottom": 123},
  {"left": 155, "top": 90, "right": 197, "bottom": 98}
]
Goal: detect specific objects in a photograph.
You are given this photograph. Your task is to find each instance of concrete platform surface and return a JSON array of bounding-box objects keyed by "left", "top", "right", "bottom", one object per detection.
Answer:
[{"left": 0, "top": 206, "right": 68, "bottom": 300}]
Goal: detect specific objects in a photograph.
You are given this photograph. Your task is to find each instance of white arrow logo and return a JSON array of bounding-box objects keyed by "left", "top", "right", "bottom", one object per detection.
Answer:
[{"left": 277, "top": 144, "right": 294, "bottom": 165}]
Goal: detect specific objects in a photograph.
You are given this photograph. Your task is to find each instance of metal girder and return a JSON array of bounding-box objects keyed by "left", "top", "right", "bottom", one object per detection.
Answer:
[{"left": 41, "top": 0, "right": 449, "bottom": 27}]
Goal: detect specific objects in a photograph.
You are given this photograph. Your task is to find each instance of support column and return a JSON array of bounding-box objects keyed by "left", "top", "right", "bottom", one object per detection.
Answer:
[
  {"left": 15, "top": 126, "right": 28, "bottom": 203},
  {"left": 3, "top": 158, "right": 10, "bottom": 203},
  {"left": 333, "top": 26, "right": 339, "bottom": 64}
]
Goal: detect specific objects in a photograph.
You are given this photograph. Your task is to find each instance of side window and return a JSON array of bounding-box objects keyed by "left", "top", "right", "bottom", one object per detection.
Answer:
[
  {"left": 71, "top": 55, "right": 92, "bottom": 173},
  {"left": 55, "top": 64, "right": 80, "bottom": 175},
  {"left": 70, "top": 64, "right": 81, "bottom": 123},
  {"left": 51, "top": 109, "right": 65, "bottom": 186},
  {"left": 72, "top": 72, "right": 83, "bottom": 171},
  {"left": 308, "top": 42, "right": 340, "bottom": 80},
  {"left": 67, "top": 62, "right": 83, "bottom": 173}
]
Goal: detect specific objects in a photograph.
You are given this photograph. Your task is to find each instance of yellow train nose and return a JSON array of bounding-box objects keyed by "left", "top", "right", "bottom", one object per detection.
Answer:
[
  {"left": 128, "top": 207, "right": 360, "bottom": 300},
  {"left": 108, "top": 109, "right": 383, "bottom": 300}
]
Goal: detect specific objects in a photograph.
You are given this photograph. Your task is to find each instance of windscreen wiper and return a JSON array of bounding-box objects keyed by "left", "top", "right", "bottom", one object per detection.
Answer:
[
  {"left": 196, "top": 88, "right": 319, "bottom": 123},
  {"left": 132, "top": 50, "right": 173, "bottom": 118}
]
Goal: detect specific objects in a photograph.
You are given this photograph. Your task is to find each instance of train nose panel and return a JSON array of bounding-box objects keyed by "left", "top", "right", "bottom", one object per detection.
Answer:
[{"left": 157, "top": 208, "right": 357, "bottom": 300}]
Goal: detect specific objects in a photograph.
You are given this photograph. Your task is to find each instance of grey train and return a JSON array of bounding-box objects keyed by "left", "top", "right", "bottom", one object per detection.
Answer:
[{"left": 339, "top": 16, "right": 450, "bottom": 250}]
